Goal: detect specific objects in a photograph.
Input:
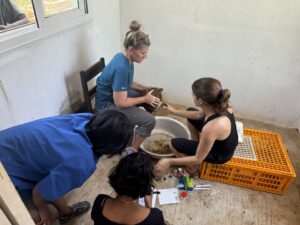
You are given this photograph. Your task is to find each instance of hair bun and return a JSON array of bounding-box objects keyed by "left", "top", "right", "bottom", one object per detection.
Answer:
[{"left": 129, "top": 20, "right": 142, "bottom": 31}]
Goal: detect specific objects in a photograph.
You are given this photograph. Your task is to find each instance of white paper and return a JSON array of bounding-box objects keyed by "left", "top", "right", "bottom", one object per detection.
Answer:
[
  {"left": 138, "top": 192, "right": 157, "bottom": 208},
  {"left": 158, "top": 188, "right": 180, "bottom": 205}
]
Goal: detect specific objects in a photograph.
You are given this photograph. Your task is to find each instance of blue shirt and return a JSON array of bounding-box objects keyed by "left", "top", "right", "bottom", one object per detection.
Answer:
[
  {"left": 0, "top": 113, "right": 96, "bottom": 202},
  {"left": 95, "top": 53, "right": 134, "bottom": 109}
]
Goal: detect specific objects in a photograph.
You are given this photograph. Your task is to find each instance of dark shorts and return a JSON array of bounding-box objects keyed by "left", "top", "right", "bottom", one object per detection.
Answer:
[
  {"left": 171, "top": 138, "right": 230, "bottom": 164},
  {"left": 171, "top": 138, "right": 220, "bottom": 163}
]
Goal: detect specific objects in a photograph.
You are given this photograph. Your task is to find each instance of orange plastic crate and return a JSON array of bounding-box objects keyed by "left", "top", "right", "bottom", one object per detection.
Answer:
[{"left": 200, "top": 128, "right": 296, "bottom": 194}]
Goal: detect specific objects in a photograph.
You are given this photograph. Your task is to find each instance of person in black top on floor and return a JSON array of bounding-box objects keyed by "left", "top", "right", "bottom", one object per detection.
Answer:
[
  {"left": 155, "top": 77, "right": 238, "bottom": 176},
  {"left": 91, "top": 151, "right": 164, "bottom": 225}
]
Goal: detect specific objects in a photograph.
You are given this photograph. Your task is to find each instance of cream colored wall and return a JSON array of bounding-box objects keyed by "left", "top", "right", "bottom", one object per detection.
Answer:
[
  {"left": 1, "top": 0, "right": 299, "bottom": 130},
  {"left": 120, "top": 0, "right": 300, "bottom": 129},
  {"left": 0, "top": 0, "right": 121, "bottom": 130}
]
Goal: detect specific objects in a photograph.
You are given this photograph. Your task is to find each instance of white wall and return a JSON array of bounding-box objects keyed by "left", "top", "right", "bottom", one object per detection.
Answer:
[
  {"left": 0, "top": 0, "right": 121, "bottom": 130},
  {"left": 120, "top": 0, "right": 300, "bottom": 129}
]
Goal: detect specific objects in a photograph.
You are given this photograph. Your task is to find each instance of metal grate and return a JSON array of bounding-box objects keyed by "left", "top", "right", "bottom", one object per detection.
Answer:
[{"left": 234, "top": 136, "right": 256, "bottom": 160}]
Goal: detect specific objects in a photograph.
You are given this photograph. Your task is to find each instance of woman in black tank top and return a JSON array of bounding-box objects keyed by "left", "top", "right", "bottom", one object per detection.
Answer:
[
  {"left": 155, "top": 77, "right": 238, "bottom": 176},
  {"left": 91, "top": 152, "right": 164, "bottom": 225}
]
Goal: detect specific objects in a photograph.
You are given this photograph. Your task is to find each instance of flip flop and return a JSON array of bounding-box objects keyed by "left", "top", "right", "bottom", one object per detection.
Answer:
[
  {"left": 171, "top": 167, "right": 184, "bottom": 178},
  {"left": 185, "top": 167, "right": 200, "bottom": 178},
  {"left": 58, "top": 201, "right": 90, "bottom": 224}
]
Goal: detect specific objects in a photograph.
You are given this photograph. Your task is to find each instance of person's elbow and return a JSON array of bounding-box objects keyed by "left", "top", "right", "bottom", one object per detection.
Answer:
[
  {"left": 194, "top": 155, "right": 204, "bottom": 164},
  {"left": 114, "top": 99, "right": 127, "bottom": 108}
]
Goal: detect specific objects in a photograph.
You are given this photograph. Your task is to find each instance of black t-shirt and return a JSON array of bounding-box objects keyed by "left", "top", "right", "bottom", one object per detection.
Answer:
[{"left": 91, "top": 194, "right": 164, "bottom": 225}]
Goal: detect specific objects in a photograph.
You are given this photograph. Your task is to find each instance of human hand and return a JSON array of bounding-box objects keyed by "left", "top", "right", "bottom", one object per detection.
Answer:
[
  {"left": 154, "top": 158, "right": 171, "bottom": 174},
  {"left": 35, "top": 204, "right": 53, "bottom": 225},
  {"left": 144, "top": 90, "right": 161, "bottom": 107},
  {"left": 163, "top": 103, "right": 176, "bottom": 114},
  {"left": 0, "top": 25, "right": 9, "bottom": 30}
]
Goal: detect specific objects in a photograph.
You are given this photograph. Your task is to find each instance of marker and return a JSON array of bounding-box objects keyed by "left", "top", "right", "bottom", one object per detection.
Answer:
[{"left": 152, "top": 191, "right": 161, "bottom": 194}]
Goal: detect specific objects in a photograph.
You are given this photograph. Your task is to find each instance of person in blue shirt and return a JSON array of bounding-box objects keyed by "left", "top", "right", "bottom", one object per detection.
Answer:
[
  {"left": 95, "top": 20, "right": 161, "bottom": 150},
  {"left": 0, "top": 110, "right": 133, "bottom": 225}
]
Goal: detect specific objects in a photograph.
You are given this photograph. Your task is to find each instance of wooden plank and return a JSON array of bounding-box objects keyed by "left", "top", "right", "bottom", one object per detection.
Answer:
[
  {"left": 0, "top": 208, "right": 12, "bottom": 225},
  {"left": 0, "top": 162, "right": 35, "bottom": 225}
]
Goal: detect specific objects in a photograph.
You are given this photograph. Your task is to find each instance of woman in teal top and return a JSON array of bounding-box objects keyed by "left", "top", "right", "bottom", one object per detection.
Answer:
[{"left": 96, "top": 20, "right": 161, "bottom": 150}]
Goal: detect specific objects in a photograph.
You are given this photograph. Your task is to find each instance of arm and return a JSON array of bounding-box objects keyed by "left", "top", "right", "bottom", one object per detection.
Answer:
[
  {"left": 32, "top": 187, "right": 54, "bottom": 225},
  {"left": 163, "top": 103, "right": 204, "bottom": 120},
  {"left": 0, "top": 2, "right": 29, "bottom": 30},
  {"left": 5, "top": 17, "right": 29, "bottom": 28},
  {"left": 0, "top": 18, "right": 29, "bottom": 30},
  {"left": 113, "top": 90, "right": 160, "bottom": 108},
  {"left": 112, "top": 66, "right": 160, "bottom": 107},
  {"left": 32, "top": 187, "right": 71, "bottom": 225},
  {"left": 32, "top": 155, "right": 95, "bottom": 220}
]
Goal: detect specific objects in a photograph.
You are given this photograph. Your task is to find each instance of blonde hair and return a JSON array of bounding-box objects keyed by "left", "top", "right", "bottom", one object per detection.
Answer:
[{"left": 123, "top": 20, "right": 150, "bottom": 49}]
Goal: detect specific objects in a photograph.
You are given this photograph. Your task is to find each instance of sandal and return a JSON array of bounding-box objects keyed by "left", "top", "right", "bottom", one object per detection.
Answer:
[
  {"left": 58, "top": 201, "right": 90, "bottom": 224},
  {"left": 185, "top": 167, "right": 200, "bottom": 179},
  {"left": 171, "top": 167, "right": 184, "bottom": 178}
]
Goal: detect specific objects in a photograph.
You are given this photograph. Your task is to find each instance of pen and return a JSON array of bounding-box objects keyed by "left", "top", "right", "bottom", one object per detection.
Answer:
[
  {"left": 152, "top": 191, "right": 161, "bottom": 194},
  {"left": 194, "top": 184, "right": 211, "bottom": 188},
  {"left": 193, "top": 187, "right": 210, "bottom": 190}
]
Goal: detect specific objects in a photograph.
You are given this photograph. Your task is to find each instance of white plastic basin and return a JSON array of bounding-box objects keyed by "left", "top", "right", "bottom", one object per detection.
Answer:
[{"left": 141, "top": 116, "right": 191, "bottom": 159}]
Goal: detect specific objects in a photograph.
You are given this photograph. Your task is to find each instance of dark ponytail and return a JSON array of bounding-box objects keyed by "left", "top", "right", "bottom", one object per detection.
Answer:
[
  {"left": 214, "top": 88, "right": 231, "bottom": 115},
  {"left": 192, "top": 77, "right": 231, "bottom": 115}
]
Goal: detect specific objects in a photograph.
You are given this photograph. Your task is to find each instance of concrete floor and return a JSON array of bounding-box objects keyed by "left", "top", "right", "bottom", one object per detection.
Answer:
[{"left": 63, "top": 106, "right": 300, "bottom": 225}]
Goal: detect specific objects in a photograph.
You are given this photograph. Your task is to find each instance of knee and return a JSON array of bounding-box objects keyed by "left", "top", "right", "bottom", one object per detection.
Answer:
[
  {"left": 135, "top": 114, "right": 156, "bottom": 136},
  {"left": 169, "top": 139, "right": 178, "bottom": 153},
  {"left": 146, "top": 114, "right": 156, "bottom": 131}
]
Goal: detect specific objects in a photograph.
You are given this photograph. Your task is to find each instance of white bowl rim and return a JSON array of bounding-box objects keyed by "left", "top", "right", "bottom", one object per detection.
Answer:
[
  {"left": 154, "top": 116, "right": 191, "bottom": 139},
  {"left": 141, "top": 116, "right": 191, "bottom": 158}
]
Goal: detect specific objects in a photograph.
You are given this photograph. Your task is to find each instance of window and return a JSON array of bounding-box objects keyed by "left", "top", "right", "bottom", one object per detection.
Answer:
[
  {"left": 0, "top": 0, "right": 89, "bottom": 53},
  {"left": 43, "top": 0, "right": 79, "bottom": 17}
]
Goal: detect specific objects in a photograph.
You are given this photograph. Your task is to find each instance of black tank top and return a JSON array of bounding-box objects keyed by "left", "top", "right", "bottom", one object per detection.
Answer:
[
  {"left": 202, "top": 112, "right": 238, "bottom": 163},
  {"left": 91, "top": 194, "right": 164, "bottom": 225}
]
